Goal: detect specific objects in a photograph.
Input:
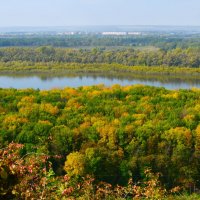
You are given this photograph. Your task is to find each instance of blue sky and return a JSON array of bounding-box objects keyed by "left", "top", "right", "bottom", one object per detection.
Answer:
[{"left": 1, "top": 0, "right": 200, "bottom": 26}]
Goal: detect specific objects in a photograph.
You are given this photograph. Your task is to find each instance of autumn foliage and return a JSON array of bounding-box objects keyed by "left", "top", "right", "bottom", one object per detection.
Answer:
[{"left": 0, "top": 85, "right": 200, "bottom": 199}]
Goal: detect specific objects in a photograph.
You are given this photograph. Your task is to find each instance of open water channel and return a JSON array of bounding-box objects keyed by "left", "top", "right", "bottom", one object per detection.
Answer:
[{"left": 0, "top": 73, "right": 200, "bottom": 90}]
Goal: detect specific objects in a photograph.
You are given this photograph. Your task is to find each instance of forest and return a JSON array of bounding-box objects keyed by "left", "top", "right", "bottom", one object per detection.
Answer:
[
  {"left": 1, "top": 34, "right": 200, "bottom": 50},
  {"left": 1, "top": 85, "right": 200, "bottom": 199},
  {"left": 0, "top": 46, "right": 200, "bottom": 68},
  {"left": 1, "top": 34, "right": 200, "bottom": 199}
]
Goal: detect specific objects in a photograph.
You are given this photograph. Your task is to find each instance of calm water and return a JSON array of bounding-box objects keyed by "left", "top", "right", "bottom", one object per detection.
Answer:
[{"left": 0, "top": 73, "right": 200, "bottom": 90}]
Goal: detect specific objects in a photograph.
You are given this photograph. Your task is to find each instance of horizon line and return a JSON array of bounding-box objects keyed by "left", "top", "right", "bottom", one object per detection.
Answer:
[{"left": 1, "top": 25, "right": 200, "bottom": 28}]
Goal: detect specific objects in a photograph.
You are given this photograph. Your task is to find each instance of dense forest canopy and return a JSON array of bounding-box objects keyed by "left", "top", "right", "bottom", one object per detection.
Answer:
[
  {"left": 0, "top": 46, "right": 200, "bottom": 67},
  {"left": 0, "top": 34, "right": 200, "bottom": 50},
  {"left": 1, "top": 85, "right": 200, "bottom": 196}
]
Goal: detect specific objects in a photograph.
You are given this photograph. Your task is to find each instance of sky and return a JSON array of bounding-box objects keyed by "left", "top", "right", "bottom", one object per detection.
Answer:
[{"left": 0, "top": 0, "right": 200, "bottom": 27}]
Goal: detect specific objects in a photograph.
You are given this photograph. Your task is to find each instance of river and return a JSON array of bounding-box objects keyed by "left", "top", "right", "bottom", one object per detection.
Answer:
[{"left": 0, "top": 73, "right": 200, "bottom": 90}]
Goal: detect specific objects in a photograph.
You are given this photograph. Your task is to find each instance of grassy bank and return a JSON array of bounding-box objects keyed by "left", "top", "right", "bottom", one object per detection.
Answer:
[{"left": 0, "top": 61, "right": 200, "bottom": 76}]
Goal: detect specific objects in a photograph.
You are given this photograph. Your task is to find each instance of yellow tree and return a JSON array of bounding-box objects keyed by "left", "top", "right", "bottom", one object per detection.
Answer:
[
  {"left": 195, "top": 125, "right": 200, "bottom": 158},
  {"left": 64, "top": 152, "right": 85, "bottom": 177}
]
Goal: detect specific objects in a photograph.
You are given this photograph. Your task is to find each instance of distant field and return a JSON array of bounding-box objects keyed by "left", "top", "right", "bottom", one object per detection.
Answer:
[{"left": 61, "top": 45, "right": 160, "bottom": 51}]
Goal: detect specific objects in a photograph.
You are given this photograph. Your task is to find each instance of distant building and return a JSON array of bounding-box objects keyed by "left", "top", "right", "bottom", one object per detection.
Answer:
[
  {"left": 102, "top": 32, "right": 127, "bottom": 36},
  {"left": 57, "top": 32, "right": 75, "bottom": 35},
  {"left": 127, "top": 32, "right": 142, "bottom": 35}
]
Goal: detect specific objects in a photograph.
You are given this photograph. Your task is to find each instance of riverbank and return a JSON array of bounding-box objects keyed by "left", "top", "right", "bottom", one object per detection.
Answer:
[{"left": 1, "top": 62, "right": 200, "bottom": 76}]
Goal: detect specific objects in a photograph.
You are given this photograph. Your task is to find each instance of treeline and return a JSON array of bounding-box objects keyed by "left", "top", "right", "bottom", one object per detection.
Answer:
[
  {"left": 1, "top": 85, "right": 200, "bottom": 193},
  {"left": 1, "top": 35, "right": 200, "bottom": 50},
  {"left": 0, "top": 46, "right": 200, "bottom": 67}
]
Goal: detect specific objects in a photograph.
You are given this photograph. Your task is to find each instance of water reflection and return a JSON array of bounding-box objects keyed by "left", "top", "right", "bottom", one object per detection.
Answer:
[{"left": 0, "top": 72, "right": 200, "bottom": 90}]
